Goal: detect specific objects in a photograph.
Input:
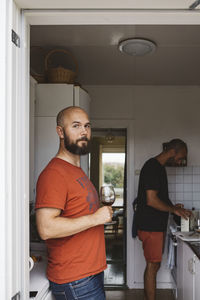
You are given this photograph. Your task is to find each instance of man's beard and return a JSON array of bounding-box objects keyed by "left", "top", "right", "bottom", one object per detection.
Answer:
[
  {"left": 63, "top": 130, "right": 91, "bottom": 155},
  {"left": 165, "top": 156, "right": 176, "bottom": 166}
]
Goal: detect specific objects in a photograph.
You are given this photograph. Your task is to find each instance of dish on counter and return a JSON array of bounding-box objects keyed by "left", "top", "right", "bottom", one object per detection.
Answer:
[{"left": 174, "top": 231, "right": 200, "bottom": 241}]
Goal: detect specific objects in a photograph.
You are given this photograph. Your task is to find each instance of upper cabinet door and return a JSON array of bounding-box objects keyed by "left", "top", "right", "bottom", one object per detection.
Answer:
[
  {"left": 74, "top": 86, "right": 91, "bottom": 115},
  {"left": 34, "top": 84, "right": 91, "bottom": 179},
  {"left": 34, "top": 116, "right": 59, "bottom": 184},
  {"left": 74, "top": 86, "right": 91, "bottom": 176},
  {"left": 35, "top": 84, "right": 74, "bottom": 116}
]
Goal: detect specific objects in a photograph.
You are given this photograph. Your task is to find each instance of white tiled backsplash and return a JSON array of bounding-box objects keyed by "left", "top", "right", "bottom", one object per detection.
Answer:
[{"left": 167, "top": 166, "right": 200, "bottom": 209}]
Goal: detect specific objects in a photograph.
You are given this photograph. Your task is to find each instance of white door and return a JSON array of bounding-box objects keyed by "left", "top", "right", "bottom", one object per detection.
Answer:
[
  {"left": 2, "top": 2, "right": 200, "bottom": 298},
  {"left": 0, "top": 0, "right": 29, "bottom": 299}
]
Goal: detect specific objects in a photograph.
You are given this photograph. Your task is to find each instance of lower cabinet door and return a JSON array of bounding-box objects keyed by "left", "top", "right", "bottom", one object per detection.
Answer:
[
  {"left": 183, "top": 244, "right": 195, "bottom": 300},
  {"left": 42, "top": 290, "right": 55, "bottom": 300},
  {"left": 195, "top": 257, "right": 200, "bottom": 300}
]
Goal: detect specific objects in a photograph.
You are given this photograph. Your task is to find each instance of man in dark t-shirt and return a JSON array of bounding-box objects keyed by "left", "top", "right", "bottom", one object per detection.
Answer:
[{"left": 135, "top": 139, "right": 191, "bottom": 300}]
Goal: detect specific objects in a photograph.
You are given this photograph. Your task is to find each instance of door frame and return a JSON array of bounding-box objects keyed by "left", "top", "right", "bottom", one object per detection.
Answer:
[
  {"left": 91, "top": 119, "right": 134, "bottom": 287},
  {"left": 91, "top": 129, "right": 127, "bottom": 286},
  {"left": 2, "top": 5, "right": 200, "bottom": 298},
  {"left": 22, "top": 7, "right": 200, "bottom": 291},
  {"left": 14, "top": 0, "right": 200, "bottom": 10},
  {"left": 24, "top": 9, "right": 200, "bottom": 25}
]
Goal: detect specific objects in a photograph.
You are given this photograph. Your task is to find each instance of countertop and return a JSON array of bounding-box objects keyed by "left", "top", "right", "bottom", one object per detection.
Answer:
[
  {"left": 186, "top": 241, "right": 200, "bottom": 260},
  {"left": 174, "top": 230, "right": 200, "bottom": 242},
  {"left": 174, "top": 232, "right": 200, "bottom": 260},
  {"left": 30, "top": 242, "right": 50, "bottom": 299}
]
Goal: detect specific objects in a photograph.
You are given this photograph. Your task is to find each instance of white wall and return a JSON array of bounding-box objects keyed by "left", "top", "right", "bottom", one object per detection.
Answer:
[
  {"left": 88, "top": 85, "right": 200, "bottom": 168},
  {"left": 86, "top": 84, "right": 200, "bottom": 288},
  {"left": 88, "top": 84, "right": 200, "bottom": 196}
]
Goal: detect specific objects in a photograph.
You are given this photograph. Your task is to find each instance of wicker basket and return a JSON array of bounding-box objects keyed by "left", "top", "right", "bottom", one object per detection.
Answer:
[
  {"left": 45, "top": 49, "right": 78, "bottom": 84},
  {"left": 30, "top": 70, "right": 46, "bottom": 83}
]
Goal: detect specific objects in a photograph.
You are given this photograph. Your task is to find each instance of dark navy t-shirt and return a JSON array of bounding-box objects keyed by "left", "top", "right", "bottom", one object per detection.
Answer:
[{"left": 136, "top": 158, "right": 172, "bottom": 232}]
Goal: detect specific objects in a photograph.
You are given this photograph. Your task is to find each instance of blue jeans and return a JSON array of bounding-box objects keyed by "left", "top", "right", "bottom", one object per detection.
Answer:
[{"left": 49, "top": 272, "right": 106, "bottom": 300}]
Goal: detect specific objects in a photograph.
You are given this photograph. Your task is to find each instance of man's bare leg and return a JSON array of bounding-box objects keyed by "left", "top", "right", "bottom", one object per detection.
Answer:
[{"left": 144, "top": 262, "right": 160, "bottom": 300}]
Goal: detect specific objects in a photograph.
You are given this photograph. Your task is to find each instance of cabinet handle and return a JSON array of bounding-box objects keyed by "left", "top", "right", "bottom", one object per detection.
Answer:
[{"left": 188, "top": 258, "right": 195, "bottom": 275}]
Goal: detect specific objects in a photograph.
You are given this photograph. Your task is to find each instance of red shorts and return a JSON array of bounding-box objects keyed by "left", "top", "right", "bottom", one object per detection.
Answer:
[{"left": 138, "top": 230, "right": 164, "bottom": 263}]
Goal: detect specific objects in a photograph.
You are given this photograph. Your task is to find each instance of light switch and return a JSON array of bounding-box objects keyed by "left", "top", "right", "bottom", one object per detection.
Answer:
[{"left": 135, "top": 169, "right": 140, "bottom": 175}]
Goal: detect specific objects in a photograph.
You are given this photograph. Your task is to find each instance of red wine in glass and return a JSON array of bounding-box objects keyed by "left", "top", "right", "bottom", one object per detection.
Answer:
[{"left": 100, "top": 185, "right": 115, "bottom": 206}]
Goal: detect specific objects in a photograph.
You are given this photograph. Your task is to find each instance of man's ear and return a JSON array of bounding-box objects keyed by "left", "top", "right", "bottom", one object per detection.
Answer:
[{"left": 56, "top": 126, "right": 64, "bottom": 139}]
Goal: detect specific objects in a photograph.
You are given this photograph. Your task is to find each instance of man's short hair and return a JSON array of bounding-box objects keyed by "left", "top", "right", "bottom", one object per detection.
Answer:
[
  {"left": 56, "top": 106, "right": 81, "bottom": 127},
  {"left": 56, "top": 106, "right": 73, "bottom": 127},
  {"left": 163, "top": 139, "right": 187, "bottom": 153}
]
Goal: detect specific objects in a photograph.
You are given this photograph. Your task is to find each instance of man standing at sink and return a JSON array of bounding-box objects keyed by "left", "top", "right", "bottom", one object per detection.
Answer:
[
  {"left": 35, "top": 106, "right": 113, "bottom": 300},
  {"left": 135, "top": 139, "right": 191, "bottom": 300}
]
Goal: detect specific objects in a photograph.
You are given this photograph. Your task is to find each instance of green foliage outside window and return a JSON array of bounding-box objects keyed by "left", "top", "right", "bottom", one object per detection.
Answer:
[{"left": 104, "top": 163, "right": 124, "bottom": 188}]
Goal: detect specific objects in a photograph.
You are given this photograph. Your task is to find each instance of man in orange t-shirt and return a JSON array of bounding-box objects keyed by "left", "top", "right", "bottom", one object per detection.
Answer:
[{"left": 35, "top": 106, "right": 112, "bottom": 300}]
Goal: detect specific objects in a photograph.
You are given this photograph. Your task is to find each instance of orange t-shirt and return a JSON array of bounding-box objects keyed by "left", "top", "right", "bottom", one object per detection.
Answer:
[{"left": 35, "top": 158, "right": 106, "bottom": 284}]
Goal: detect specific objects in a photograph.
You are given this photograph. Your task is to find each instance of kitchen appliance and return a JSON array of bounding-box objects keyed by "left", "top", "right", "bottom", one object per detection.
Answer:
[
  {"left": 168, "top": 231, "right": 178, "bottom": 285},
  {"left": 189, "top": 209, "right": 199, "bottom": 231},
  {"left": 176, "top": 210, "right": 199, "bottom": 232},
  {"left": 168, "top": 219, "right": 179, "bottom": 294},
  {"left": 181, "top": 217, "right": 189, "bottom": 232}
]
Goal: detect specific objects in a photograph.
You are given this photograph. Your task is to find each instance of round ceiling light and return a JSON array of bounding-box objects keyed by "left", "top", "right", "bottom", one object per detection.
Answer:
[{"left": 118, "top": 38, "right": 156, "bottom": 56}]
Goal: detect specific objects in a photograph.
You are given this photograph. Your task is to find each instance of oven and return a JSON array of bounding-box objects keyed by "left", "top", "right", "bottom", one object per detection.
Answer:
[
  {"left": 169, "top": 232, "right": 178, "bottom": 284},
  {"left": 168, "top": 221, "right": 179, "bottom": 299}
]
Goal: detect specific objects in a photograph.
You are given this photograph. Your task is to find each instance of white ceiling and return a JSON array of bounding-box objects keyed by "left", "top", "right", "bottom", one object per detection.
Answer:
[{"left": 30, "top": 25, "right": 200, "bottom": 85}]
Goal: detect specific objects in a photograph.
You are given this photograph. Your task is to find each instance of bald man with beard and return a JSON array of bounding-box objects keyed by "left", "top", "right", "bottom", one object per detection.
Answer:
[{"left": 35, "top": 106, "right": 112, "bottom": 300}]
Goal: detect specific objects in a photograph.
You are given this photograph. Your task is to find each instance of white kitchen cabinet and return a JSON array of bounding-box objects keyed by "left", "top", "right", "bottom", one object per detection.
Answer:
[
  {"left": 195, "top": 255, "right": 200, "bottom": 299},
  {"left": 30, "top": 243, "right": 55, "bottom": 300},
  {"left": 34, "top": 117, "right": 59, "bottom": 182},
  {"left": 74, "top": 86, "right": 90, "bottom": 114},
  {"left": 35, "top": 84, "right": 74, "bottom": 117},
  {"left": 177, "top": 240, "right": 200, "bottom": 300},
  {"left": 177, "top": 240, "right": 195, "bottom": 300},
  {"left": 30, "top": 83, "right": 91, "bottom": 299},
  {"left": 182, "top": 243, "right": 195, "bottom": 300},
  {"left": 73, "top": 86, "right": 91, "bottom": 175},
  {"left": 35, "top": 84, "right": 90, "bottom": 117},
  {"left": 34, "top": 84, "right": 91, "bottom": 188}
]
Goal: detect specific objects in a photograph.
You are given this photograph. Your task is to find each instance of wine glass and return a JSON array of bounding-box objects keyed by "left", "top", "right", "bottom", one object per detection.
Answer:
[{"left": 100, "top": 185, "right": 115, "bottom": 206}]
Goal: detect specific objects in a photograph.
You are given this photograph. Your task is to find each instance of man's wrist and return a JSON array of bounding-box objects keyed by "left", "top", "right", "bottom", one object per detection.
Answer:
[
  {"left": 169, "top": 205, "right": 175, "bottom": 214},
  {"left": 87, "top": 213, "right": 98, "bottom": 227}
]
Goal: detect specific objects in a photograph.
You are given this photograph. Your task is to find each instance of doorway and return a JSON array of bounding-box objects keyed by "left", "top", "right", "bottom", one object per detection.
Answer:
[
  {"left": 4, "top": 4, "right": 200, "bottom": 298},
  {"left": 90, "top": 129, "right": 127, "bottom": 287}
]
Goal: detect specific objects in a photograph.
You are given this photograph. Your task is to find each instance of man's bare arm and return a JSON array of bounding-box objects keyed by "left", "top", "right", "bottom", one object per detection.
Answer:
[
  {"left": 146, "top": 190, "right": 191, "bottom": 219},
  {"left": 36, "top": 206, "right": 112, "bottom": 240}
]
